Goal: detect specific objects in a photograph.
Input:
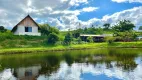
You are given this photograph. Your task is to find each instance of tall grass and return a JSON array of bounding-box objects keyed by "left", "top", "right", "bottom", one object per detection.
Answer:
[{"left": 0, "top": 32, "right": 48, "bottom": 48}]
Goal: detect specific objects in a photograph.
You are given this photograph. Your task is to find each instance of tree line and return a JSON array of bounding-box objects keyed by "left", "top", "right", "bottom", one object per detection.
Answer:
[{"left": 0, "top": 20, "right": 142, "bottom": 45}]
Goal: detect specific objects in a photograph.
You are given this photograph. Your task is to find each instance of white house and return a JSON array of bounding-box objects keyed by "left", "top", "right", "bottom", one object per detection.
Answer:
[{"left": 11, "top": 15, "right": 41, "bottom": 36}]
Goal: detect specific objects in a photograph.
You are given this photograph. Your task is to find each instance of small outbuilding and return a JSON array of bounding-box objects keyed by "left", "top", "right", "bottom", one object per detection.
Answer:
[{"left": 11, "top": 15, "right": 41, "bottom": 36}]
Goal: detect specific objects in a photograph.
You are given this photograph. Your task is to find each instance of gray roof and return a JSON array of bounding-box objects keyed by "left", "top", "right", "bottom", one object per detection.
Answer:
[{"left": 80, "top": 34, "right": 113, "bottom": 37}]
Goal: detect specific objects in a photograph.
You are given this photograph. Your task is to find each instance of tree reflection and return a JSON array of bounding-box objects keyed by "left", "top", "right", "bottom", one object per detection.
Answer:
[
  {"left": 63, "top": 53, "right": 75, "bottom": 66},
  {"left": 39, "top": 54, "right": 61, "bottom": 76},
  {"left": 0, "top": 48, "right": 141, "bottom": 79}
]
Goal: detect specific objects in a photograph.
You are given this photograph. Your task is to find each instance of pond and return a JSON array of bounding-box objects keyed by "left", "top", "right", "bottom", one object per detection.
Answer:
[{"left": 0, "top": 48, "right": 142, "bottom": 80}]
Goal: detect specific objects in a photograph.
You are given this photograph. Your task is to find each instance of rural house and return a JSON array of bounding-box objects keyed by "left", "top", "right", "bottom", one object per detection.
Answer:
[{"left": 11, "top": 15, "right": 41, "bottom": 36}]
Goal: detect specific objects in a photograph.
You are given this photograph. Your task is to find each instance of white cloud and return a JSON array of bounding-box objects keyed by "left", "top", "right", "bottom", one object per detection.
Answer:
[
  {"left": 82, "top": 7, "right": 99, "bottom": 12},
  {"left": 101, "top": 6, "right": 142, "bottom": 26},
  {"left": 69, "top": 0, "right": 88, "bottom": 6},
  {"left": 0, "top": 0, "right": 91, "bottom": 30},
  {"left": 0, "top": 0, "right": 142, "bottom": 31},
  {"left": 112, "top": 0, "right": 142, "bottom": 3},
  {"left": 37, "top": 61, "right": 142, "bottom": 80}
]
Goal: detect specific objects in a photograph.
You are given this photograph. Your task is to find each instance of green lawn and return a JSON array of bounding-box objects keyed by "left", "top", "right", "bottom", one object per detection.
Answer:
[{"left": 0, "top": 42, "right": 142, "bottom": 54}]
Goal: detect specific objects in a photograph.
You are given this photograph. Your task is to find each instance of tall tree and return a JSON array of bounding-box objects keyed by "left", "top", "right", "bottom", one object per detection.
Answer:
[
  {"left": 113, "top": 20, "right": 137, "bottom": 42},
  {"left": 113, "top": 20, "right": 135, "bottom": 32},
  {"left": 103, "top": 23, "right": 110, "bottom": 30},
  {"left": 39, "top": 24, "right": 59, "bottom": 36}
]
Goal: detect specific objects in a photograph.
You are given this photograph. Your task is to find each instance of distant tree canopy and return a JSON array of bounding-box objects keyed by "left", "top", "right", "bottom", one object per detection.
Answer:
[
  {"left": 72, "top": 27, "right": 104, "bottom": 36},
  {"left": 112, "top": 20, "right": 137, "bottom": 42},
  {"left": 0, "top": 26, "right": 7, "bottom": 33},
  {"left": 113, "top": 20, "right": 135, "bottom": 32},
  {"left": 103, "top": 23, "right": 110, "bottom": 30},
  {"left": 39, "top": 24, "right": 59, "bottom": 36}
]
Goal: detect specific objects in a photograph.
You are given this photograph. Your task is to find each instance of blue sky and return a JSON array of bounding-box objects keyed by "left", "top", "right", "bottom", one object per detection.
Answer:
[
  {"left": 76, "top": 0, "right": 142, "bottom": 21},
  {"left": 0, "top": 0, "right": 142, "bottom": 30}
]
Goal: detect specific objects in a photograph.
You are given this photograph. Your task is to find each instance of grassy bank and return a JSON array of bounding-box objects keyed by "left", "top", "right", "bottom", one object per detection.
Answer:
[{"left": 0, "top": 42, "right": 142, "bottom": 54}]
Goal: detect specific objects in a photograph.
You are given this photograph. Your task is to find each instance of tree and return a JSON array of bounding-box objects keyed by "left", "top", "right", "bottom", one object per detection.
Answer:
[
  {"left": 103, "top": 23, "right": 110, "bottom": 30},
  {"left": 47, "top": 33, "right": 59, "bottom": 44},
  {"left": 64, "top": 33, "right": 73, "bottom": 44},
  {"left": 114, "top": 31, "right": 137, "bottom": 42},
  {"left": 39, "top": 24, "right": 50, "bottom": 36},
  {"left": 0, "top": 26, "right": 7, "bottom": 33},
  {"left": 72, "top": 31, "right": 80, "bottom": 38},
  {"left": 39, "top": 24, "right": 59, "bottom": 36},
  {"left": 113, "top": 20, "right": 135, "bottom": 32},
  {"left": 112, "top": 20, "right": 137, "bottom": 42}
]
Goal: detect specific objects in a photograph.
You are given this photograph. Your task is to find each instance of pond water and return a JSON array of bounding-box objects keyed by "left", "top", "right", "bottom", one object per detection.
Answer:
[{"left": 0, "top": 48, "right": 142, "bottom": 80}]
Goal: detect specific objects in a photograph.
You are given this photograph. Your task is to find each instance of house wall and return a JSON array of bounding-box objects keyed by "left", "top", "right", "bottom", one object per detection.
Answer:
[
  {"left": 14, "top": 25, "right": 41, "bottom": 36},
  {"left": 15, "top": 66, "right": 41, "bottom": 79}
]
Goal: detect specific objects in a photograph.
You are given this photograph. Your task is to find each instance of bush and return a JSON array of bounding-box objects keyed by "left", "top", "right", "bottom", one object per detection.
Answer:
[
  {"left": 64, "top": 33, "right": 73, "bottom": 44},
  {"left": 0, "top": 32, "right": 15, "bottom": 42},
  {"left": 77, "top": 37, "right": 82, "bottom": 44},
  {"left": 0, "top": 26, "right": 7, "bottom": 33},
  {"left": 47, "top": 33, "right": 59, "bottom": 44},
  {"left": 39, "top": 24, "right": 59, "bottom": 36},
  {"left": 114, "top": 31, "right": 137, "bottom": 42},
  {"left": 105, "top": 36, "right": 115, "bottom": 44},
  {"left": 87, "top": 36, "right": 93, "bottom": 43}
]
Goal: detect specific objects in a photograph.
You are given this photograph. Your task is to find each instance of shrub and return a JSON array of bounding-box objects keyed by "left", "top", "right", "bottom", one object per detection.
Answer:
[
  {"left": 87, "top": 36, "right": 93, "bottom": 43},
  {"left": 0, "top": 26, "right": 7, "bottom": 33},
  {"left": 114, "top": 31, "right": 137, "bottom": 42},
  {"left": 64, "top": 33, "right": 73, "bottom": 44},
  {"left": 39, "top": 24, "right": 59, "bottom": 36},
  {"left": 77, "top": 37, "right": 82, "bottom": 44},
  {"left": 105, "top": 36, "right": 115, "bottom": 44},
  {"left": 47, "top": 33, "right": 59, "bottom": 44}
]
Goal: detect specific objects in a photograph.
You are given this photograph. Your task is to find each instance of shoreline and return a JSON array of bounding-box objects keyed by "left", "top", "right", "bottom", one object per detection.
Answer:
[{"left": 0, "top": 42, "right": 142, "bottom": 54}]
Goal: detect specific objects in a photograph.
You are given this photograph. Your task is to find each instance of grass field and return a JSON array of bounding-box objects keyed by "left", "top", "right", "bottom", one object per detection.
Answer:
[
  {"left": 0, "top": 32, "right": 142, "bottom": 54},
  {"left": 0, "top": 42, "right": 142, "bottom": 54}
]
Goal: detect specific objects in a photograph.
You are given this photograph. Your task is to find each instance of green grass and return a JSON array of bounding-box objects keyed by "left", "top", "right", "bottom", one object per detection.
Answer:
[
  {"left": 109, "top": 41, "right": 142, "bottom": 48},
  {"left": 1, "top": 32, "right": 142, "bottom": 54},
  {"left": 0, "top": 42, "right": 142, "bottom": 54},
  {"left": 0, "top": 43, "right": 107, "bottom": 54}
]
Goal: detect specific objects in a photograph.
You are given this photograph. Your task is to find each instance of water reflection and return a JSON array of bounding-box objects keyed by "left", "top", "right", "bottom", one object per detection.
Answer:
[{"left": 0, "top": 48, "right": 142, "bottom": 80}]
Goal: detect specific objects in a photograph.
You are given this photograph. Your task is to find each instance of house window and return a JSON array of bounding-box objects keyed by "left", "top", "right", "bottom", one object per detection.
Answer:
[{"left": 25, "top": 27, "right": 32, "bottom": 32}]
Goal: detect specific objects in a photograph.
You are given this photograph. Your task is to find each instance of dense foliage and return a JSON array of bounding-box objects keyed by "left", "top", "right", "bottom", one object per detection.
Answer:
[
  {"left": 0, "top": 20, "right": 141, "bottom": 48},
  {"left": 112, "top": 20, "right": 135, "bottom": 32},
  {"left": 87, "top": 36, "right": 93, "bottom": 42},
  {"left": 103, "top": 23, "right": 111, "bottom": 30},
  {"left": 64, "top": 33, "right": 73, "bottom": 44},
  {"left": 112, "top": 20, "right": 137, "bottom": 42},
  {"left": 39, "top": 24, "right": 59, "bottom": 36},
  {"left": 0, "top": 26, "right": 7, "bottom": 33},
  {"left": 47, "top": 33, "right": 59, "bottom": 44}
]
